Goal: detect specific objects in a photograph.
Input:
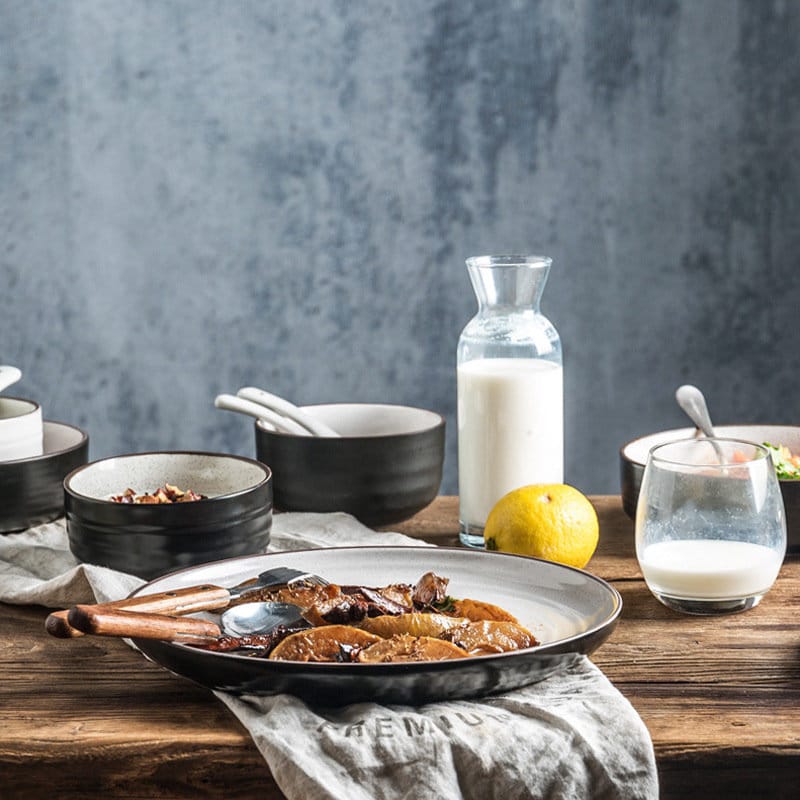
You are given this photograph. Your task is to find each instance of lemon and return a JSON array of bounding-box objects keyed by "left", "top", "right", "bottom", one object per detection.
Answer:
[{"left": 484, "top": 484, "right": 599, "bottom": 568}]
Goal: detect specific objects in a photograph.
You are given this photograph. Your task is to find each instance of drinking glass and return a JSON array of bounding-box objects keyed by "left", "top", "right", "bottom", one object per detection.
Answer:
[{"left": 635, "top": 438, "right": 786, "bottom": 614}]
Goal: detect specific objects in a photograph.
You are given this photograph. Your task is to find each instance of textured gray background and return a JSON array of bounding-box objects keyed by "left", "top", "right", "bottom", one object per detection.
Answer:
[{"left": 2, "top": 0, "right": 798, "bottom": 495}]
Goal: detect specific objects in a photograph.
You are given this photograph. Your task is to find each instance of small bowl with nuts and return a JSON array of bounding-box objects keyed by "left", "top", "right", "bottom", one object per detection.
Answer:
[{"left": 64, "top": 451, "right": 272, "bottom": 579}]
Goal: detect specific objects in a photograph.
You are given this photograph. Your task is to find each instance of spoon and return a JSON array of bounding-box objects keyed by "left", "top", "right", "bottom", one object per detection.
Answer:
[
  {"left": 214, "top": 394, "right": 312, "bottom": 436},
  {"left": 675, "top": 384, "right": 725, "bottom": 462},
  {"left": 0, "top": 366, "right": 22, "bottom": 394},
  {"left": 237, "top": 386, "right": 340, "bottom": 438},
  {"left": 675, "top": 385, "right": 716, "bottom": 438},
  {"left": 220, "top": 601, "right": 305, "bottom": 636}
]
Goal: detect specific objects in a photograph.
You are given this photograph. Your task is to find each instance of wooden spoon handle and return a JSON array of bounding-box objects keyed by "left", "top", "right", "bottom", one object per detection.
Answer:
[
  {"left": 67, "top": 606, "right": 222, "bottom": 641},
  {"left": 45, "top": 610, "right": 92, "bottom": 638},
  {"left": 45, "top": 584, "right": 231, "bottom": 638}
]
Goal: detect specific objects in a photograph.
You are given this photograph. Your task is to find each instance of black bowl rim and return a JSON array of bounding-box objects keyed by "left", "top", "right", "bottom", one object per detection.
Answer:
[
  {"left": 64, "top": 450, "right": 272, "bottom": 507},
  {"left": 255, "top": 402, "right": 446, "bottom": 442},
  {"left": 620, "top": 424, "right": 800, "bottom": 475},
  {"left": 0, "top": 419, "right": 88, "bottom": 466}
]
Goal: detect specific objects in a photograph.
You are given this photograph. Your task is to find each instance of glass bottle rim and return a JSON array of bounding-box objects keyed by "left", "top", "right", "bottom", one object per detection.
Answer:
[
  {"left": 648, "top": 437, "right": 769, "bottom": 468},
  {"left": 466, "top": 254, "right": 553, "bottom": 270}
]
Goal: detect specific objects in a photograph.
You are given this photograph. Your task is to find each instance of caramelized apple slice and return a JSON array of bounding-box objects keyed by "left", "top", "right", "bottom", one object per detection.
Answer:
[
  {"left": 446, "top": 620, "right": 538, "bottom": 655},
  {"left": 357, "top": 634, "right": 468, "bottom": 663},
  {"left": 449, "top": 598, "right": 519, "bottom": 623},
  {"left": 360, "top": 612, "right": 469, "bottom": 639},
  {"left": 268, "top": 625, "right": 381, "bottom": 662}
]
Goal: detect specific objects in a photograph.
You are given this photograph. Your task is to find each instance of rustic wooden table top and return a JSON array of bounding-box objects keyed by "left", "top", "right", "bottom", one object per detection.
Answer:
[{"left": 1, "top": 496, "right": 798, "bottom": 799}]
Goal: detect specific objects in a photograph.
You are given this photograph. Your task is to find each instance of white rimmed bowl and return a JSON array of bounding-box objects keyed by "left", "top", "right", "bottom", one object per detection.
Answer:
[
  {"left": 0, "top": 420, "right": 88, "bottom": 533},
  {"left": 64, "top": 451, "right": 273, "bottom": 578},
  {"left": 254, "top": 403, "right": 445, "bottom": 527}
]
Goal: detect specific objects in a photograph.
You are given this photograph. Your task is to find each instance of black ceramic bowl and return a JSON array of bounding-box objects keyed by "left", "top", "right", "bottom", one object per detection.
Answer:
[
  {"left": 620, "top": 425, "right": 800, "bottom": 553},
  {"left": 65, "top": 452, "right": 272, "bottom": 579},
  {"left": 254, "top": 403, "right": 445, "bottom": 527},
  {"left": 0, "top": 421, "right": 89, "bottom": 533}
]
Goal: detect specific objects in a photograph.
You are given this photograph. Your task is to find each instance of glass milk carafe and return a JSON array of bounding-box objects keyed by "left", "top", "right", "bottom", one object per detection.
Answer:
[{"left": 457, "top": 255, "right": 563, "bottom": 548}]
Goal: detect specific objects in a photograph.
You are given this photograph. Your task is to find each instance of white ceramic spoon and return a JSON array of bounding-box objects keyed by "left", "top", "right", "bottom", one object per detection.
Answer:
[
  {"left": 237, "top": 386, "right": 340, "bottom": 438},
  {"left": 0, "top": 366, "right": 22, "bottom": 394},
  {"left": 214, "top": 394, "right": 311, "bottom": 436}
]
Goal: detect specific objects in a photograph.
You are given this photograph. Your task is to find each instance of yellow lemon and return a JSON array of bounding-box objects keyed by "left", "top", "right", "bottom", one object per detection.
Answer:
[{"left": 484, "top": 484, "right": 599, "bottom": 568}]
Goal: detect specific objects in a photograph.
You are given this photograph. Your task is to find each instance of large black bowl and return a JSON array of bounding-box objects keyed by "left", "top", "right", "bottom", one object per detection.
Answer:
[
  {"left": 0, "top": 421, "right": 89, "bottom": 533},
  {"left": 255, "top": 403, "right": 445, "bottom": 527},
  {"left": 621, "top": 425, "right": 800, "bottom": 553},
  {"left": 65, "top": 452, "right": 272, "bottom": 579}
]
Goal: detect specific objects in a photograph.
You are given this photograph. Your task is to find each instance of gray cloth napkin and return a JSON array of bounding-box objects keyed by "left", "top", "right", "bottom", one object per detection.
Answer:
[{"left": 0, "top": 515, "right": 658, "bottom": 800}]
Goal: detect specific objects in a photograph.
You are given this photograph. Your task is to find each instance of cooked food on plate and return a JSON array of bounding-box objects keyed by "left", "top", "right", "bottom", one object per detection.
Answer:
[{"left": 190, "top": 571, "right": 538, "bottom": 663}]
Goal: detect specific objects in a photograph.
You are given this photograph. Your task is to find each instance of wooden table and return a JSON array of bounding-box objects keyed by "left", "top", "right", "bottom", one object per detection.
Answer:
[{"left": 1, "top": 497, "right": 798, "bottom": 798}]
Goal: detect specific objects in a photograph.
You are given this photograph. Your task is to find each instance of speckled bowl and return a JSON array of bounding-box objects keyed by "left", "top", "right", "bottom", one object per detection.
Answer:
[
  {"left": 621, "top": 425, "right": 800, "bottom": 553},
  {"left": 254, "top": 403, "right": 445, "bottom": 527},
  {"left": 0, "top": 421, "right": 89, "bottom": 533},
  {"left": 64, "top": 452, "right": 272, "bottom": 579}
]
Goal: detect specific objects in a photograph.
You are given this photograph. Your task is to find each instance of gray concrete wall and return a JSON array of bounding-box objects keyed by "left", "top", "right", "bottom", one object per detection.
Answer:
[{"left": 2, "top": 0, "right": 798, "bottom": 495}]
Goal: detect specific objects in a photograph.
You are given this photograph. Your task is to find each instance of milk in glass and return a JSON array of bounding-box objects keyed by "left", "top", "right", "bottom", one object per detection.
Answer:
[{"left": 639, "top": 539, "right": 783, "bottom": 599}]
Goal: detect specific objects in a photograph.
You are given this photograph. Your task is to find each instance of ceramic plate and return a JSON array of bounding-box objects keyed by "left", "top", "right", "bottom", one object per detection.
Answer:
[{"left": 131, "top": 546, "right": 621, "bottom": 705}]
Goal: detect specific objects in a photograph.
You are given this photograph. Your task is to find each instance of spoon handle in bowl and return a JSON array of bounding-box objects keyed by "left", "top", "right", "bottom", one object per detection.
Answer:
[
  {"left": 237, "top": 386, "right": 340, "bottom": 437},
  {"left": 45, "top": 584, "right": 232, "bottom": 638},
  {"left": 0, "top": 365, "right": 22, "bottom": 393},
  {"left": 67, "top": 606, "right": 222, "bottom": 641},
  {"left": 214, "top": 394, "right": 312, "bottom": 435}
]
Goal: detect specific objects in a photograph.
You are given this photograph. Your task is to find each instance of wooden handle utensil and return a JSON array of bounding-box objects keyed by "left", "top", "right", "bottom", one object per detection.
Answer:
[
  {"left": 44, "top": 584, "right": 231, "bottom": 638},
  {"left": 45, "top": 566, "right": 322, "bottom": 640},
  {"left": 67, "top": 606, "right": 222, "bottom": 642}
]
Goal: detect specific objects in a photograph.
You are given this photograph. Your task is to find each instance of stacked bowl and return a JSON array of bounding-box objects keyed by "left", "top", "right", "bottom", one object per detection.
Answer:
[
  {"left": 0, "top": 367, "right": 89, "bottom": 533},
  {"left": 64, "top": 452, "right": 273, "bottom": 579}
]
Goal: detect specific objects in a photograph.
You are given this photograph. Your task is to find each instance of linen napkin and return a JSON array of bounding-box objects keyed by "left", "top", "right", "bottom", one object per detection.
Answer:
[{"left": 0, "top": 515, "right": 658, "bottom": 800}]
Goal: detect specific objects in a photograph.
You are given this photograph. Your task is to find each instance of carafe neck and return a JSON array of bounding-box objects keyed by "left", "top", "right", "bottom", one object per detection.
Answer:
[{"left": 466, "top": 255, "right": 552, "bottom": 312}]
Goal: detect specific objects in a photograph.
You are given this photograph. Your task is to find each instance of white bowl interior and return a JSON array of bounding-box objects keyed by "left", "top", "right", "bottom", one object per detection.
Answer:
[
  {"left": 67, "top": 453, "right": 268, "bottom": 500},
  {"left": 297, "top": 403, "right": 442, "bottom": 437},
  {"left": 624, "top": 425, "right": 800, "bottom": 467},
  {"left": 43, "top": 421, "right": 86, "bottom": 453},
  {"left": 0, "top": 397, "right": 39, "bottom": 421}
]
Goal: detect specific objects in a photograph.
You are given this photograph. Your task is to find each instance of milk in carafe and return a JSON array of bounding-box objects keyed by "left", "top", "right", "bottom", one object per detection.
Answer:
[
  {"left": 458, "top": 358, "right": 563, "bottom": 532},
  {"left": 457, "top": 255, "right": 563, "bottom": 547}
]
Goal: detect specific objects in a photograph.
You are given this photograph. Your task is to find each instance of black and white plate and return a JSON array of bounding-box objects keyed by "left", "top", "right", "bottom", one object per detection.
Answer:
[{"left": 131, "top": 546, "right": 621, "bottom": 705}]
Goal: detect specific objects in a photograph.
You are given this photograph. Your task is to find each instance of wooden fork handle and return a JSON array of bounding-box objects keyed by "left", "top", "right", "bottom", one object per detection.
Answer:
[
  {"left": 67, "top": 606, "right": 222, "bottom": 641},
  {"left": 45, "top": 584, "right": 231, "bottom": 638}
]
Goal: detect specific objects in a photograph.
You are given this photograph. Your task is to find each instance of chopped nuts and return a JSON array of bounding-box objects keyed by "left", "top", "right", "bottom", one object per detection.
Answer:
[{"left": 110, "top": 483, "right": 206, "bottom": 504}]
